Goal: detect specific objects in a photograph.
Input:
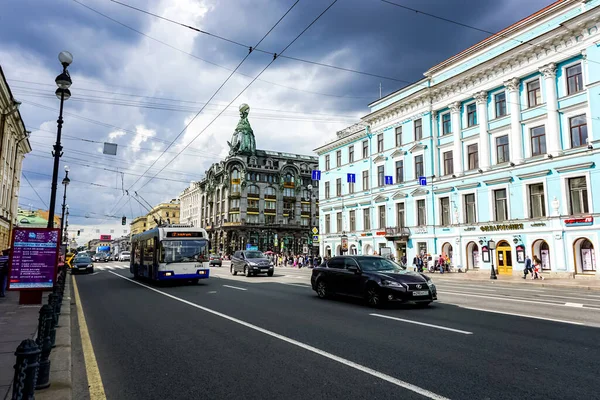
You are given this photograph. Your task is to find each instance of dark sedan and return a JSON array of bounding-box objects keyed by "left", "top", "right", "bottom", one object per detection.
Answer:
[
  {"left": 71, "top": 256, "right": 94, "bottom": 274},
  {"left": 311, "top": 256, "right": 437, "bottom": 307}
]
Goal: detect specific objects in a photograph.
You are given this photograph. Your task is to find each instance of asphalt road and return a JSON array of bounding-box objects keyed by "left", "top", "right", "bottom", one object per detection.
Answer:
[{"left": 74, "top": 262, "right": 600, "bottom": 400}]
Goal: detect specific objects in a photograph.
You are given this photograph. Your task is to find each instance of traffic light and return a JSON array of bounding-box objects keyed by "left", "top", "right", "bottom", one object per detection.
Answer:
[{"left": 122, "top": 216, "right": 126, "bottom": 225}]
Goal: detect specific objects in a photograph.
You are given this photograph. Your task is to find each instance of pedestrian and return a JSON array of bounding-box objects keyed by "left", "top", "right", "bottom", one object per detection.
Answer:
[
  {"left": 437, "top": 255, "right": 445, "bottom": 274},
  {"left": 401, "top": 255, "right": 407, "bottom": 268},
  {"left": 0, "top": 248, "right": 9, "bottom": 298},
  {"left": 523, "top": 255, "right": 533, "bottom": 279},
  {"left": 533, "top": 255, "right": 544, "bottom": 280},
  {"left": 412, "top": 255, "right": 419, "bottom": 272}
]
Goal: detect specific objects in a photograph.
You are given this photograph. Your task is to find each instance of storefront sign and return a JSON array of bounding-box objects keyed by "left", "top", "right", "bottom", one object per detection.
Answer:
[
  {"left": 360, "top": 233, "right": 373, "bottom": 237},
  {"left": 480, "top": 223, "right": 524, "bottom": 232},
  {"left": 376, "top": 231, "right": 386, "bottom": 236},
  {"left": 415, "top": 227, "right": 427, "bottom": 234},
  {"left": 341, "top": 235, "right": 349, "bottom": 252},
  {"left": 8, "top": 228, "right": 60, "bottom": 290},
  {"left": 564, "top": 216, "right": 593, "bottom": 227},
  {"left": 100, "top": 234, "right": 112, "bottom": 241},
  {"left": 464, "top": 227, "right": 476, "bottom": 232},
  {"left": 516, "top": 244, "right": 525, "bottom": 263},
  {"left": 481, "top": 246, "right": 490, "bottom": 263},
  {"left": 530, "top": 222, "right": 546, "bottom": 227}
]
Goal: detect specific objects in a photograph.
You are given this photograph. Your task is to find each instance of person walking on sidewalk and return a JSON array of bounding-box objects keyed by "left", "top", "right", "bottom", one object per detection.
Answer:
[
  {"left": 0, "top": 248, "right": 9, "bottom": 297},
  {"left": 523, "top": 255, "right": 533, "bottom": 279},
  {"left": 532, "top": 255, "right": 544, "bottom": 280}
]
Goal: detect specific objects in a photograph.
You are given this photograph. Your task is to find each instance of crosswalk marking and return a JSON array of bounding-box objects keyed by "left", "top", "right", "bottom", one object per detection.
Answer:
[{"left": 95, "top": 265, "right": 129, "bottom": 271}]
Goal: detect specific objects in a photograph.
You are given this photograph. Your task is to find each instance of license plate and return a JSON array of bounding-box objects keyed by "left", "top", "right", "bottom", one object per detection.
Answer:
[{"left": 412, "top": 290, "right": 429, "bottom": 296}]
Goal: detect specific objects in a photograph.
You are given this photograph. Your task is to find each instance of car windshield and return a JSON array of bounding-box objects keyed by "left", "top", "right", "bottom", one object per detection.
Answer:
[
  {"left": 75, "top": 256, "right": 92, "bottom": 263},
  {"left": 245, "top": 251, "right": 265, "bottom": 259},
  {"left": 358, "top": 257, "right": 407, "bottom": 272},
  {"left": 160, "top": 239, "right": 208, "bottom": 264}
]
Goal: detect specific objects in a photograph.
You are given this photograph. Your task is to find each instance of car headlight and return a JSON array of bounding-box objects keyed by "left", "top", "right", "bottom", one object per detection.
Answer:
[
  {"left": 88, "top": 264, "right": 93, "bottom": 268},
  {"left": 249, "top": 262, "right": 258, "bottom": 266},
  {"left": 381, "top": 280, "right": 403, "bottom": 288},
  {"left": 427, "top": 281, "right": 435, "bottom": 289}
]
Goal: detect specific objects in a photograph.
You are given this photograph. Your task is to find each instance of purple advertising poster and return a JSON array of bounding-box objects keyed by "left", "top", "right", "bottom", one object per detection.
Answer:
[{"left": 8, "top": 228, "right": 60, "bottom": 290}]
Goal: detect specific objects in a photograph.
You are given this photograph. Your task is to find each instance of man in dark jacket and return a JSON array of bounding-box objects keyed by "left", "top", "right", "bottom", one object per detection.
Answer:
[{"left": 523, "top": 255, "right": 533, "bottom": 279}]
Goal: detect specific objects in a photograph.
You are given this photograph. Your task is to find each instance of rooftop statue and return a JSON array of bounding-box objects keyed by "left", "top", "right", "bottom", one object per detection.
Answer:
[{"left": 228, "top": 103, "right": 256, "bottom": 156}]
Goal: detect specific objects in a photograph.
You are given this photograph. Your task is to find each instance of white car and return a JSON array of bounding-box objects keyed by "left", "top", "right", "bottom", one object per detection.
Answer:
[{"left": 118, "top": 251, "right": 131, "bottom": 261}]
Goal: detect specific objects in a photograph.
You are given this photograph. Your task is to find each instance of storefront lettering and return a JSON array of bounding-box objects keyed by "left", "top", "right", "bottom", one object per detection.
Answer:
[
  {"left": 564, "top": 216, "right": 593, "bottom": 227},
  {"left": 464, "top": 227, "right": 476, "bottom": 232},
  {"left": 480, "top": 223, "right": 524, "bottom": 232},
  {"left": 376, "top": 231, "right": 386, "bottom": 236},
  {"left": 530, "top": 222, "right": 546, "bottom": 227},
  {"left": 415, "top": 227, "right": 427, "bottom": 234}
]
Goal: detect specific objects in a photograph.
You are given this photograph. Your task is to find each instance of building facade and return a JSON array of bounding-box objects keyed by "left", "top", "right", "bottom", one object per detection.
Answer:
[
  {"left": 179, "top": 104, "right": 319, "bottom": 255},
  {"left": 146, "top": 199, "right": 180, "bottom": 230},
  {"left": 0, "top": 66, "right": 31, "bottom": 249},
  {"left": 316, "top": 0, "right": 600, "bottom": 278},
  {"left": 130, "top": 216, "right": 146, "bottom": 236}
]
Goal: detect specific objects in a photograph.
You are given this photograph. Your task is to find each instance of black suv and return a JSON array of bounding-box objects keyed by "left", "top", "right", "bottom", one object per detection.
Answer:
[
  {"left": 311, "top": 256, "right": 437, "bottom": 307},
  {"left": 231, "top": 250, "right": 274, "bottom": 277}
]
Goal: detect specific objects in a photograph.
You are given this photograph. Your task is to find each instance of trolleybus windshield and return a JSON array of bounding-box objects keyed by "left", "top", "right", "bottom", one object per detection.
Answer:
[{"left": 160, "top": 239, "right": 208, "bottom": 264}]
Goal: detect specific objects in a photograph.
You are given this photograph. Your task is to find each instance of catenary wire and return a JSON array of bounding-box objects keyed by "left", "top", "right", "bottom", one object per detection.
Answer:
[{"left": 22, "top": 173, "right": 49, "bottom": 209}]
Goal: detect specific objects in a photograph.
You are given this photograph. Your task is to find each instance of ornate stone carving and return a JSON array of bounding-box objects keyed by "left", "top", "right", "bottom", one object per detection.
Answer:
[
  {"left": 474, "top": 91, "right": 488, "bottom": 105},
  {"left": 448, "top": 102, "right": 462, "bottom": 114},
  {"left": 539, "top": 62, "right": 557, "bottom": 78},
  {"left": 227, "top": 104, "right": 256, "bottom": 156},
  {"left": 503, "top": 78, "right": 520, "bottom": 92}
]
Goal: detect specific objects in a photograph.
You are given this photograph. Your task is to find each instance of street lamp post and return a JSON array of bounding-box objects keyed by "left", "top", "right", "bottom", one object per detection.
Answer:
[
  {"left": 64, "top": 206, "right": 69, "bottom": 246},
  {"left": 47, "top": 51, "right": 73, "bottom": 229},
  {"left": 59, "top": 166, "right": 70, "bottom": 243},
  {"left": 488, "top": 239, "right": 497, "bottom": 280}
]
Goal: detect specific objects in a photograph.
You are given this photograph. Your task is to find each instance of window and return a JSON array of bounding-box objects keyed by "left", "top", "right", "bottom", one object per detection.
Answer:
[
  {"left": 264, "top": 201, "right": 276, "bottom": 210},
  {"left": 440, "top": 197, "right": 450, "bottom": 226},
  {"left": 527, "top": 79, "right": 541, "bottom": 108},
  {"left": 336, "top": 178, "right": 342, "bottom": 197},
  {"left": 349, "top": 145, "right": 354, "bottom": 163},
  {"left": 377, "top": 165, "right": 385, "bottom": 187},
  {"left": 568, "top": 177, "right": 589, "bottom": 214},
  {"left": 248, "top": 185, "right": 260, "bottom": 195},
  {"left": 530, "top": 126, "right": 546, "bottom": 156},
  {"left": 443, "top": 151, "right": 453, "bottom": 176},
  {"left": 363, "top": 209, "right": 371, "bottom": 230},
  {"left": 442, "top": 113, "right": 451, "bottom": 135},
  {"left": 467, "top": 144, "right": 478, "bottom": 170},
  {"left": 350, "top": 210, "right": 356, "bottom": 231},
  {"left": 336, "top": 212, "right": 342, "bottom": 233},
  {"left": 229, "top": 198, "right": 240, "bottom": 210},
  {"left": 395, "top": 127, "right": 402, "bottom": 147},
  {"left": 325, "top": 215, "right": 331, "bottom": 234},
  {"left": 301, "top": 217, "right": 309, "bottom": 226},
  {"left": 529, "top": 183, "right": 546, "bottom": 218},
  {"left": 395, "top": 161, "right": 404, "bottom": 183},
  {"left": 496, "top": 135, "right": 509, "bottom": 164},
  {"left": 417, "top": 199, "right": 426, "bottom": 226},
  {"left": 414, "top": 118, "right": 423, "bottom": 141},
  {"left": 396, "top": 203, "right": 405, "bottom": 228},
  {"left": 362, "top": 140, "right": 368, "bottom": 158},
  {"left": 348, "top": 181, "right": 355, "bottom": 194},
  {"left": 495, "top": 92, "right": 507, "bottom": 117},
  {"left": 336, "top": 150, "right": 342, "bottom": 167},
  {"left": 377, "top": 133, "right": 384, "bottom": 153},
  {"left": 464, "top": 193, "right": 476, "bottom": 224},
  {"left": 325, "top": 155, "right": 330, "bottom": 170},
  {"left": 467, "top": 103, "right": 477, "bottom": 127},
  {"left": 324, "top": 182, "right": 330, "bottom": 199},
  {"left": 247, "top": 214, "right": 259, "bottom": 224},
  {"left": 283, "top": 188, "right": 294, "bottom": 197},
  {"left": 362, "top": 170, "right": 369, "bottom": 190},
  {"left": 265, "top": 186, "right": 275, "bottom": 196},
  {"left": 378, "top": 205, "right": 386, "bottom": 229},
  {"left": 414, "top": 155, "right": 424, "bottom": 179},
  {"left": 566, "top": 63, "right": 583, "bottom": 95},
  {"left": 494, "top": 189, "right": 508, "bottom": 222},
  {"left": 248, "top": 199, "right": 259, "bottom": 209},
  {"left": 570, "top": 115, "right": 588, "bottom": 148}
]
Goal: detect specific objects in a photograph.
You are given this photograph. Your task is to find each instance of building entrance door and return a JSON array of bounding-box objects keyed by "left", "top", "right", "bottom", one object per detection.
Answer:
[{"left": 496, "top": 241, "right": 513, "bottom": 275}]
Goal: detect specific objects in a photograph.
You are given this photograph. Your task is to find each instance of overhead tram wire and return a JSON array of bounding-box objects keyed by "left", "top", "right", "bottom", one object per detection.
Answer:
[
  {"left": 105, "top": 0, "right": 409, "bottom": 84},
  {"left": 22, "top": 173, "right": 49, "bottom": 209},
  {"left": 135, "top": 0, "right": 341, "bottom": 194},
  {"left": 72, "top": 0, "right": 371, "bottom": 100},
  {"left": 107, "top": 0, "right": 302, "bottom": 217}
]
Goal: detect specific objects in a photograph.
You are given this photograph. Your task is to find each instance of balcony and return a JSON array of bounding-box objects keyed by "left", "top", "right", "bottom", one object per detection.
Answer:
[
  {"left": 384, "top": 226, "right": 410, "bottom": 241},
  {"left": 247, "top": 207, "right": 260, "bottom": 213},
  {"left": 283, "top": 196, "right": 296, "bottom": 202},
  {"left": 229, "top": 207, "right": 240, "bottom": 212},
  {"left": 229, "top": 192, "right": 241, "bottom": 199},
  {"left": 301, "top": 211, "right": 310, "bottom": 217},
  {"left": 247, "top": 192, "right": 260, "bottom": 199},
  {"left": 265, "top": 194, "right": 277, "bottom": 200}
]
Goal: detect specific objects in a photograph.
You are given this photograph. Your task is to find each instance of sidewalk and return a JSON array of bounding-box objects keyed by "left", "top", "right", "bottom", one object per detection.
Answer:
[{"left": 427, "top": 271, "right": 600, "bottom": 291}]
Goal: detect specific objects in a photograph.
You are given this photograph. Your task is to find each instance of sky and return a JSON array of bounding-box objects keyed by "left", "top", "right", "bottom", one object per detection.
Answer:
[{"left": 2, "top": 0, "right": 555, "bottom": 244}]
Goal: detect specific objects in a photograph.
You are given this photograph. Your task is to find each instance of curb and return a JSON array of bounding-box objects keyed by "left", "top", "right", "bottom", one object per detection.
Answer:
[
  {"left": 37, "top": 276, "right": 72, "bottom": 400},
  {"left": 431, "top": 276, "right": 600, "bottom": 291}
]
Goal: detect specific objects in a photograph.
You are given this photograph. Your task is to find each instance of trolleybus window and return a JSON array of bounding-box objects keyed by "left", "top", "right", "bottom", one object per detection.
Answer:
[{"left": 160, "top": 239, "right": 208, "bottom": 263}]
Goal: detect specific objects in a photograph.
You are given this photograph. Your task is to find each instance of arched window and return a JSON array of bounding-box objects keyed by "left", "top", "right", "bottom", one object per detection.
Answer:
[
  {"left": 265, "top": 187, "right": 275, "bottom": 196},
  {"left": 231, "top": 168, "right": 240, "bottom": 180},
  {"left": 284, "top": 172, "right": 294, "bottom": 185},
  {"left": 248, "top": 185, "right": 260, "bottom": 195}
]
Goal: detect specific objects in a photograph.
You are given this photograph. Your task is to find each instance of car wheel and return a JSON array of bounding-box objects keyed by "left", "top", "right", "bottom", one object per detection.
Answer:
[
  {"left": 245, "top": 266, "right": 251, "bottom": 277},
  {"left": 316, "top": 279, "right": 329, "bottom": 299},
  {"left": 267, "top": 270, "right": 274, "bottom": 277},
  {"left": 366, "top": 284, "right": 384, "bottom": 308},
  {"left": 231, "top": 266, "right": 237, "bottom": 276},
  {"left": 89, "top": 268, "right": 94, "bottom": 274}
]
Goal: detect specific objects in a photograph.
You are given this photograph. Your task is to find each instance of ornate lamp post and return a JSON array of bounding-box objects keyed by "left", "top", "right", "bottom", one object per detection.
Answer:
[
  {"left": 59, "top": 166, "right": 70, "bottom": 242},
  {"left": 488, "top": 239, "right": 497, "bottom": 280},
  {"left": 47, "top": 51, "right": 73, "bottom": 229}
]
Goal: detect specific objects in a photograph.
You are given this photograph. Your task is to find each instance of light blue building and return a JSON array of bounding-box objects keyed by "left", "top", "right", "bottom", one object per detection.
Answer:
[{"left": 315, "top": 0, "right": 600, "bottom": 278}]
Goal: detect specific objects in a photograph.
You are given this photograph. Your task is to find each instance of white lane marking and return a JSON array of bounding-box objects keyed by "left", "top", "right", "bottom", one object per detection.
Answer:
[
  {"left": 459, "top": 306, "right": 585, "bottom": 326},
  {"left": 223, "top": 285, "right": 247, "bottom": 291},
  {"left": 370, "top": 313, "right": 473, "bottom": 335},
  {"left": 438, "top": 291, "right": 563, "bottom": 306},
  {"left": 208, "top": 291, "right": 217, "bottom": 294},
  {"left": 538, "top": 294, "right": 600, "bottom": 303},
  {"left": 104, "top": 266, "right": 115, "bottom": 270},
  {"left": 279, "top": 282, "right": 311, "bottom": 288},
  {"left": 433, "top": 281, "right": 546, "bottom": 293},
  {"left": 114, "top": 265, "right": 128, "bottom": 269},
  {"left": 433, "top": 285, "right": 498, "bottom": 293},
  {"left": 564, "top": 302, "right": 584, "bottom": 308},
  {"left": 108, "top": 271, "right": 451, "bottom": 400},
  {"left": 95, "top": 266, "right": 106, "bottom": 270}
]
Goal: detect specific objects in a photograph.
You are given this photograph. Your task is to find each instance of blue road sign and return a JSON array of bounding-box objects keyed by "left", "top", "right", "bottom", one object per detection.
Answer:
[
  {"left": 347, "top": 173, "right": 356, "bottom": 183},
  {"left": 312, "top": 170, "right": 321, "bottom": 180},
  {"left": 384, "top": 176, "right": 393, "bottom": 185},
  {"left": 419, "top": 176, "right": 427, "bottom": 186}
]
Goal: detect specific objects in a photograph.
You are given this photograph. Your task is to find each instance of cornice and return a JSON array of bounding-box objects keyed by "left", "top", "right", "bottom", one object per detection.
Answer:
[{"left": 314, "top": 128, "right": 367, "bottom": 154}]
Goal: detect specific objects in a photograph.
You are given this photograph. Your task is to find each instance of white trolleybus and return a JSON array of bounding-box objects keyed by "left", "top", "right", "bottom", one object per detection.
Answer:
[{"left": 130, "top": 225, "right": 210, "bottom": 283}]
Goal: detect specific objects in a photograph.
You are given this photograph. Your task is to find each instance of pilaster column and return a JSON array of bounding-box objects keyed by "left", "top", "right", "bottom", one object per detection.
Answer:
[
  {"left": 504, "top": 78, "right": 524, "bottom": 164},
  {"left": 449, "top": 102, "right": 462, "bottom": 175},
  {"left": 474, "top": 91, "right": 490, "bottom": 170},
  {"left": 431, "top": 111, "right": 439, "bottom": 178},
  {"left": 539, "top": 63, "right": 561, "bottom": 156}
]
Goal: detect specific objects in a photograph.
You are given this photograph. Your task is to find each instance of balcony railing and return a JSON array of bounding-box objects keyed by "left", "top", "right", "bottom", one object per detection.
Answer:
[
  {"left": 384, "top": 226, "right": 410, "bottom": 239},
  {"left": 247, "top": 207, "right": 260, "bottom": 213},
  {"left": 229, "top": 192, "right": 241, "bottom": 199},
  {"left": 283, "top": 196, "right": 296, "bottom": 202},
  {"left": 265, "top": 194, "right": 277, "bottom": 200},
  {"left": 247, "top": 193, "right": 260, "bottom": 199}
]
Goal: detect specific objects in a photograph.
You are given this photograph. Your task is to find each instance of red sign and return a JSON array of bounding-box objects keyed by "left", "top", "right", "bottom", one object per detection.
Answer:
[
  {"left": 100, "top": 235, "right": 112, "bottom": 241},
  {"left": 564, "top": 216, "right": 593, "bottom": 226},
  {"left": 376, "top": 231, "right": 386, "bottom": 236}
]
